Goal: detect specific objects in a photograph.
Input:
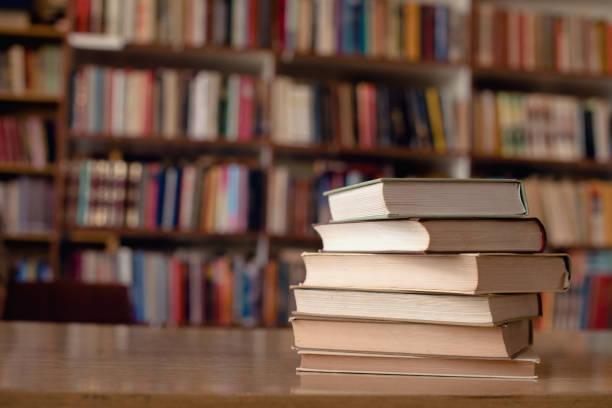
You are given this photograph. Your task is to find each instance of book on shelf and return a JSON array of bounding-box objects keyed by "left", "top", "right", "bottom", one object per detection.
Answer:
[
  {"left": 279, "top": 0, "right": 467, "bottom": 62},
  {"left": 73, "top": 0, "right": 273, "bottom": 49},
  {"left": 314, "top": 217, "right": 546, "bottom": 253},
  {"left": 0, "top": 45, "right": 61, "bottom": 95},
  {"left": 0, "top": 177, "right": 54, "bottom": 235},
  {"left": 70, "top": 65, "right": 269, "bottom": 140},
  {"left": 0, "top": 9, "right": 30, "bottom": 30},
  {"left": 524, "top": 177, "right": 612, "bottom": 248},
  {"left": 66, "top": 159, "right": 264, "bottom": 233},
  {"left": 301, "top": 252, "right": 570, "bottom": 294},
  {"left": 473, "top": 90, "right": 611, "bottom": 162},
  {"left": 297, "top": 348, "right": 539, "bottom": 379},
  {"left": 537, "top": 250, "right": 612, "bottom": 330},
  {"left": 66, "top": 248, "right": 305, "bottom": 327},
  {"left": 294, "top": 288, "right": 541, "bottom": 326},
  {"left": 10, "top": 257, "right": 52, "bottom": 283},
  {"left": 325, "top": 178, "right": 527, "bottom": 221},
  {"left": 0, "top": 116, "right": 54, "bottom": 167},
  {"left": 266, "top": 162, "right": 386, "bottom": 236},
  {"left": 476, "top": 2, "right": 612, "bottom": 74},
  {"left": 271, "top": 76, "right": 469, "bottom": 152},
  {"left": 291, "top": 316, "right": 531, "bottom": 358}
]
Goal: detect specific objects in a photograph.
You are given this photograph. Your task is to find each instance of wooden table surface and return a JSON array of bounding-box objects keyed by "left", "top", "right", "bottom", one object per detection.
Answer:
[{"left": 0, "top": 322, "right": 611, "bottom": 407}]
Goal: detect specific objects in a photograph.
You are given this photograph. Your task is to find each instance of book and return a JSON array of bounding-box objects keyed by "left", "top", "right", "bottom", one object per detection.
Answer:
[
  {"left": 291, "top": 316, "right": 531, "bottom": 358},
  {"left": 0, "top": 177, "right": 54, "bottom": 234},
  {"left": 0, "top": 45, "right": 61, "bottom": 95},
  {"left": 301, "top": 252, "right": 570, "bottom": 294},
  {"left": 294, "top": 288, "right": 541, "bottom": 326},
  {"left": 325, "top": 178, "right": 527, "bottom": 221},
  {"left": 314, "top": 217, "right": 546, "bottom": 253},
  {"left": 297, "top": 348, "right": 539, "bottom": 379}
]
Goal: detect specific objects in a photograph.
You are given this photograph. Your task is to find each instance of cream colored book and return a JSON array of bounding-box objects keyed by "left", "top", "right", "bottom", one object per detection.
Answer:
[
  {"left": 293, "top": 289, "right": 540, "bottom": 326},
  {"left": 297, "top": 348, "right": 539, "bottom": 379},
  {"left": 302, "top": 252, "right": 570, "bottom": 295},
  {"left": 325, "top": 178, "right": 527, "bottom": 221},
  {"left": 291, "top": 316, "right": 531, "bottom": 358},
  {"left": 314, "top": 217, "right": 546, "bottom": 253}
]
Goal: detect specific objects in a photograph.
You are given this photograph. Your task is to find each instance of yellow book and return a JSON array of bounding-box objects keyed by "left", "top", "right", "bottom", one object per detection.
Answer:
[
  {"left": 425, "top": 88, "right": 446, "bottom": 153},
  {"left": 407, "top": 3, "right": 420, "bottom": 61}
]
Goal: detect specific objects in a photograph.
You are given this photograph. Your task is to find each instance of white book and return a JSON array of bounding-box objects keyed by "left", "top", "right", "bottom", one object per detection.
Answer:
[
  {"left": 122, "top": 0, "right": 136, "bottom": 42},
  {"left": 267, "top": 166, "right": 289, "bottom": 234},
  {"left": 124, "top": 71, "right": 141, "bottom": 135},
  {"left": 593, "top": 100, "right": 610, "bottom": 162},
  {"left": 271, "top": 78, "right": 291, "bottom": 143},
  {"left": 117, "top": 247, "right": 133, "bottom": 286},
  {"left": 291, "top": 83, "right": 313, "bottom": 144},
  {"left": 179, "top": 165, "right": 196, "bottom": 230},
  {"left": 105, "top": 0, "right": 122, "bottom": 36},
  {"left": 188, "top": 72, "right": 208, "bottom": 139},
  {"left": 111, "top": 69, "right": 126, "bottom": 135},
  {"left": 162, "top": 70, "right": 179, "bottom": 137},
  {"left": 192, "top": 0, "right": 207, "bottom": 46},
  {"left": 316, "top": 0, "right": 334, "bottom": 55},
  {"left": 232, "top": 0, "right": 247, "bottom": 48}
]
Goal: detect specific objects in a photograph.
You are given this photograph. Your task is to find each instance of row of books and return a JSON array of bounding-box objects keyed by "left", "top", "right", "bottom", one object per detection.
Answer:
[
  {"left": 0, "top": 116, "right": 54, "bottom": 167},
  {"left": 0, "top": 45, "right": 61, "bottom": 95},
  {"left": 65, "top": 249, "right": 305, "bottom": 327},
  {"left": 74, "top": 0, "right": 273, "bottom": 48},
  {"left": 10, "top": 257, "right": 53, "bottom": 283},
  {"left": 474, "top": 91, "right": 612, "bottom": 162},
  {"left": 525, "top": 178, "right": 612, "bottom": 248},
  {"left": 476, "top": 3, "right": 612, "bottom": 74},
  {"left": 271, "top": 77, "right": 469, "bottom": 152},
  {"left": 0, "top": 178, "right": 54, "bottom": 235},
  {"left": 267, "top": 162, "right": 385, "bottom": 236},
  {"left": 280, "top": 0, "right": 466, "bottom": 62},
  {"left": 70, "top": 66, "right": 268, "bottom": 140},
  {"left": 539, "top": 250, "right": 612, "bottom": 330},
  {"left": 66, "top": 160, "right": 264, "bottom": 233}
]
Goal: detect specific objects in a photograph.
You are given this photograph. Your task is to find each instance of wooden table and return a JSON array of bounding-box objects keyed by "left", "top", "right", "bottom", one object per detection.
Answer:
[{"left": 0, "top": 322, "right": 611, "bottom": 407}]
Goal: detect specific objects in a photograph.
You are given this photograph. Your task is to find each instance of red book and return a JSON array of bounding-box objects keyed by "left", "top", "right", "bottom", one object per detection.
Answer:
[
  {"left": 518, "top": 13, "right": 526, "bottom": 69},
  {"left": 356, "top": 85, "right": 368, "bottom": 147},
  {"left": 249, "top": 0, "right": 259, "bottom": 47},
  {"left": 593, "top": 276, "right": 612, "bottom": 329},
  {"left": 75, "top": 0, "right": 91, "bottom": 32},
  {"left": 238, "top": 77, "right": 254, "bottom": 141},
  {"left": 277, "top": 0, "right": 287, "bottom": 50},
  {"left": 0, "top": 118, "right": 5, "bottom": 162},
  {"left": 421, "top": 5, "right": 435, "bottom": 61},
  {"left": 4, "top": 117, "right": 18, "bottom": 162},
  {"left": 493, "top": 9, "right": 508, "bottom": 67}
]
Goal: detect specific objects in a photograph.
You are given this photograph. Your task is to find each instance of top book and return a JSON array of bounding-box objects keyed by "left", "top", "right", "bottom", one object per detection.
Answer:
[{"left": 325, "top": 178, "right": 527, "bottom": 221}]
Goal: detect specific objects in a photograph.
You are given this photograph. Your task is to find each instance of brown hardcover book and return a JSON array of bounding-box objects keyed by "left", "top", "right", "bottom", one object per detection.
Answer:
[
  {"left": 291, "top": 316, "right": 531, "bottom": 358},
  {"left": 314, "top": 217, "right": 546, "bottom": 253},
  {"left": 301, "top": 252, "right": 570, "bottom": 295},
  {"left": 297, "top": 348, "right": 540, "bottom": 379}
]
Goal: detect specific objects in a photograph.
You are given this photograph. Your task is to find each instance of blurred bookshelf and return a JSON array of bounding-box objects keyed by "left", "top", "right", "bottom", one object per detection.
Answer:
[{"left": 1, "top": 0, "right": 612, "bottom": 329}]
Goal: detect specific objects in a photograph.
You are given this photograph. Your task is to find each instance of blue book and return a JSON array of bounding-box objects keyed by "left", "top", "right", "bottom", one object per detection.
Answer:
[
  {"left": 172, "top": 166, "right": 182, "bottom": 228},
  {"left": 76, "top": 161, "right": 91, "bottom": 226},
  {"left": 579, "top": 275, "right": 592, "bottom": 329},
  {"left": 434, "top": 6, "right": 449, "bottom": 61},
  {"left": 341, "top": 0, "right": 355, "bottom": 53},
  {"left": 360, "top": 0, "right": 368, "bottom": 54},
  {"left": 156, "top": 167, "right": 166, "bottom": 228},
  {"left": 132, "top": 252, "right": 145, "bottom": 323},
  {"left": 352, "top": 0, "right": 363, "bottom": 54}
]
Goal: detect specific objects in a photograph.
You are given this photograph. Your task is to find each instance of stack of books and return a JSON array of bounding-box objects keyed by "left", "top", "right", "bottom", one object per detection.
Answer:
[{"left": 291, "top": 178, "right": 570, "bottom": 379}]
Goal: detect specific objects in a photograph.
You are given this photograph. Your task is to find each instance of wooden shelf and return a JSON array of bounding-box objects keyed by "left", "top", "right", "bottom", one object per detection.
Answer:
[
  {"left": 269, "top": 234, "right": 321, "bottom": 246},
  {"left": 0, "top": 25, "right": 65, "bottom": 40},
  {"left": 0, "top": 164, "right": 56, "bottom": 177},
  {"left": 69, "top": 133, "right": 265, "bottom": 158},
  {"left": 473, "top": 66, "right": 612, "bottom": 94},
  {"left": 66, "top": 227, "right": 262, "bottom": 244},
  {"left": 272, "top": 143, "right": 467, "bottom": 163},
  {"left": 471, "top": 155, "right": 612, "bottom": 176},
  {"left": 278, "top": 52, "right": 467, "bottom": 79},
  {"left": 0, "top": 93, "right": 60, "bottom": 104},
  {"left": 3, "top": 232, "right": 57, "bottom": 243}
]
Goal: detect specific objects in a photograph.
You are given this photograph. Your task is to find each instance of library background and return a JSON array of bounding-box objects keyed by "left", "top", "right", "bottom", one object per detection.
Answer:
[{"left": 0, "top": 0, "right": 609, "bottom": 330}]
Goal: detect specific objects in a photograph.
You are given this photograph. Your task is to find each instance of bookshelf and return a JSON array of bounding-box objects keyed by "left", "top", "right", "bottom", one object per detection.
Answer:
[{"left": 2, "top": 0, "right": 611, "bottom": 329}]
